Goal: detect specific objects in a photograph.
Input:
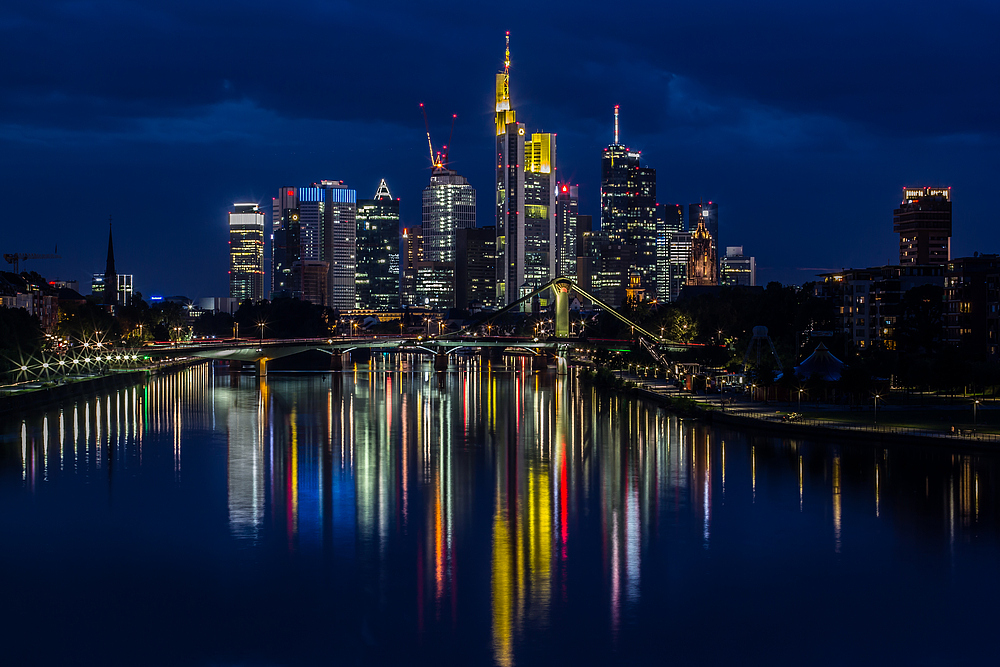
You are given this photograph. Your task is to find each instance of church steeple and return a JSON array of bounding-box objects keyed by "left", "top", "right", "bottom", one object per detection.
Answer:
[{"left": 104, "top": 216, "right": 118, "bottom": 306}]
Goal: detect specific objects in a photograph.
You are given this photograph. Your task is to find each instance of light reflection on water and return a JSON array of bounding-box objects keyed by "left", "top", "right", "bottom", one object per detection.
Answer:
[{"left": 3, "top": 358, "right": 1000, "bottom": 665}]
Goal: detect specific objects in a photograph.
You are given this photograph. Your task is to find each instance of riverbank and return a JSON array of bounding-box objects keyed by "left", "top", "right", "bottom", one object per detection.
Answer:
[
  {"left": 591, "top": 368, "right": 1000, "bottom": 451},
  {"left": 0, "top": 358, "right": 204, "bottom": 416}
]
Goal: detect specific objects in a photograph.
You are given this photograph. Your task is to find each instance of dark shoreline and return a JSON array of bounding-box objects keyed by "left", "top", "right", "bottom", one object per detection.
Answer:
[{"left": 0, "top": 359, "right": 205, "bottom": 417}]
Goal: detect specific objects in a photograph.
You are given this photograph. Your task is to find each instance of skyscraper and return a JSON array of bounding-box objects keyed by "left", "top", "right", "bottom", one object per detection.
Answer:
[
  {"left": 229, "top": 203, "right": 265, "bottom": 303},
  {"left": 456, "top": 226, "right": 497, "bottom": 309},
  {"left": 721, "top": 246, "right": 756, "bottom": 287},
  {"left": 556, "top": 184, "right": 578, "bottom": 279},
  {"left": 667, "top": 232, "right": 693, "bottom": 302},
  {"left": 524, "top": 132, "right": 557, "bottom": 299},
  {"left": 420, "top": 166, "right": 476, "bottom": 309},
  {"left": 656, "top": 204, "right": 684, "bottom": 299},
  {"left": 357, "top": 179, "right": 401, "bottom": 309},
  {"left": 495, "top": 32, "right": 525, "bottom": 307},
  {"left": 894, "top": 187, "right": 952, "bottom": 265},
  {"left": 400, "top": 226, "right": 423, "bottom": 307},
  {"left": 272, "top": 181, "right": 356, "bottom": 310},
  {"left": 600, "top": 106, "right": 656, "bottom": 289}
]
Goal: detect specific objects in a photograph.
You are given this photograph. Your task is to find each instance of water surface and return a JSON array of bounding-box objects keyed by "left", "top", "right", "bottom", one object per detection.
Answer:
[{"left": 2, "top": 359, "right": 999, "bottom": 665}]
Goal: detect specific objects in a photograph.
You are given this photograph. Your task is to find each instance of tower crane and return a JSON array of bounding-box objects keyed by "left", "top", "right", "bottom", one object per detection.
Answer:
[
  {"left": 419, "top": 103, "right": 458, "bottom": 170},
  {"left": 3, "top": 251, "right": 61, "bottom": 275}
]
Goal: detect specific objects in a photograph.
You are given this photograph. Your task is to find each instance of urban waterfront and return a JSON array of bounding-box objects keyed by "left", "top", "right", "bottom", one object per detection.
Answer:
[{"left": 3, "top": 361, "right": 1000, "bottom": 665}]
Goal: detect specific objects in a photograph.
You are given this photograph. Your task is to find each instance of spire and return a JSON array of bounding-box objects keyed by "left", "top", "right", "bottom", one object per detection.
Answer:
[
  {"left": 614, "top": 105, "right": 619, "bottom": 144},
  {"left": 495, "top": 31, "right": 515, "bottom": 135},
  {"left": 374, "top": 179, "right": 392, "bottom": 200},
  {"left": 104, "top": 215, "right": 118, "bottom": 306}
]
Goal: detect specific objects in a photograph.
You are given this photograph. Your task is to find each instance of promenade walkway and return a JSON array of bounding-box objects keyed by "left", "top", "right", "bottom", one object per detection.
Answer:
[{"left": 617, "top": 372, "right": 1000, "bottom": 446}]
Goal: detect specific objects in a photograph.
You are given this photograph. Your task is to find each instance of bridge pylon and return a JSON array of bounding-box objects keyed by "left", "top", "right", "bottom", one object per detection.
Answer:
[{"left": 552, "top": 277, "right": 573, "bottom": 338}]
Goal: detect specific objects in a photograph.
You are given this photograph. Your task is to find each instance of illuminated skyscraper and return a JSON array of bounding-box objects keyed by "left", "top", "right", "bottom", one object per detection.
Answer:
[
  {"left": 495, "top": 32, "right": 525, "bottom": 306},
  {"left": 400, "top": 226, "right": 424, "bottom": 307},
  {"left": 721, "top": 246, "right": 756, "bottom": 287},
  {"left": 272, "top": 181, "right": 356, "bottom": 310},
  {"left": 894, "top": 187, "right": 952, "bottom": 265},
  {"left": 600, "top": 106, "right": 656, "bottom": 289},
  {"left": 357, "top": 179, "right": 401, "bottom": 309},
  {"left": 556, "top": 184, "right": 578, "bottom": 279},
  {"left": 423, "top": 169, "right": 476, "bottom": 263},
  {"left": 667, "top": 232, "right": 693, "bottom": 302},
  {"left": 524, "top": 132, "right": 557, "bottom": 299},
  {"left": 229, "top": 203, "right": 265, "bottom": 303},
  {"left": 456, "top": 226, "right": 497, "bottom": 309},
  {"left": 656, "top": 204, "right": 684, "bottom": 299}
]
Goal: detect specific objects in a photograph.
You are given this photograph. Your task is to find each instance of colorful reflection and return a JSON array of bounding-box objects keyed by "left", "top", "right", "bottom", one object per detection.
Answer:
[{"left": 5, "top": 357, "right": 1000, "bottom": 665}]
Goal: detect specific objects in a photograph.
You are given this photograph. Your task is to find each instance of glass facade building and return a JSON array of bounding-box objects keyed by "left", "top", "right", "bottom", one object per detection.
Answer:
[
  {"left": 229, "top": 203, "right": 265, "bottom": 303},
  {"left": 357, "top": 179, "right": 401, "bottom": 309}
]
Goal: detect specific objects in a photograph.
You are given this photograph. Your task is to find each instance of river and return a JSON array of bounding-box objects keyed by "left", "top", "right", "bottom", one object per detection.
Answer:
[{"left": 2, "top": 358, "right": 998, "bottom": 665}]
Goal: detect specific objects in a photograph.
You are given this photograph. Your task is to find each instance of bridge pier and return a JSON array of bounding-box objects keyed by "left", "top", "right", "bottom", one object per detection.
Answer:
[
  {"left": 552, "top": 278, "right": 572, "bottom": 338},
  {"left": 229, "top": 360, "right": 242, "bottom": 386},
  {"left": 329, "top": 352, "right": 344, "bottom": 371},
  {"left": 531, "top": 354, "right": 548, "bottom": 371},
  {"left": 556, "top": 355, "right": 568, "bottom": 376},
  {"left": 255, "top": 358, "right": 267, "bottom": 378},
  {"left": 350, "top": 348, "right": 371, "bottom": 364},
  {"left": 434, "top": 353, "right": 449, "bottom": 371}
]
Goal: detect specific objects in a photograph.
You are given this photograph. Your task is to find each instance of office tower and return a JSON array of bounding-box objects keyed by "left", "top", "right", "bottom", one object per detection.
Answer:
[
  {"left": 357, "top": 179, "right": 401, "bottom": 309},
  {"left": 229, "top": 203, "right": 265, "bottom": 303},
  {"left": 556, "top": 183, "right": 578, "bottom": 279},
  {"left": 272, "top": 181, "right": 356, "bottom": 309},
  {"left": 600, "top": 106, "right": 657, "bottom": 288},
  {"left": 721, "top": 246, "right": 756, "bottom": 286},
  {"left": 688, "top": 221, "right": 717, "bottom": 286},
  {"left": 421, "top": 167, "right": 476, "bottom": 309},
  {"left": 656, "top": 204, "right": 684, "bottom": 300},
  {"left": 423, "top": 169, "right": 476, "bottom": 263},
  {"left": 524, "top": 132, "right": 557, "bottom": 300},
  {"left": 104, "top": 222, "right": 118, "bottom": 306},
  {"left": 495, "top": 32, "right": 525, "bottom": 306},
  {"left": 291, "top": 260, "right": 328, "bottom": 306},
  {"left": 894, "top": 187, "right": 952, "bottom": 265},
  {"left": 456, "top": 226, "right": 497, "bottom": 309},
  {"left": 594, "top": 239, "right": 633, "bottom": 306},
  {"left": 688, "top": 202, "right": 719, "bottom": 268},
  {"left": 271, "top": 188, "right": 300, "bottom": 297},
  {"left": 667, "top": 232, "right": 693, "bottom": 302},
  {"left": 400, "top": 226, "right": 424, "bottom": 307},
  {"left": 415, "top": 262, "right": 455, "bottom": 310}
]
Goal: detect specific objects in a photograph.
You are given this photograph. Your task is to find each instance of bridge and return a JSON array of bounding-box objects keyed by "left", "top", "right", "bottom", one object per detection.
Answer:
[{"left": 6, "top": 278, "right": 683, "bottom": 382}]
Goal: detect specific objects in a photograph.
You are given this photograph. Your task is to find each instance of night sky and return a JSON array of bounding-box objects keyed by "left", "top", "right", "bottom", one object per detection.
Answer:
[{"left": 2, "top": 1, "right": 997, "bottom": 299}]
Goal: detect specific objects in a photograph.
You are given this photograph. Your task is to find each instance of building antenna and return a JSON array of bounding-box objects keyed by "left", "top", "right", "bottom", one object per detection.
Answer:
[
  {"left": 505, "top": 31, "right": 510, "bottom": 75},
  {"left": 614, "top": 105, "right": 619, "bottom": 145}
]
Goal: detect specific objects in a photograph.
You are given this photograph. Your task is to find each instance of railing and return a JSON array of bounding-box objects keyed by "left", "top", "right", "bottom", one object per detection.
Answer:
[{"left": 625, "top": 377, "right": 1000, "bottom": 444}]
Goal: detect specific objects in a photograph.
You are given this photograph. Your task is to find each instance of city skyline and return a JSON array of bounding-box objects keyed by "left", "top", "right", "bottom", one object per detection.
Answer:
[{"left": 1, "top": 1, "right": 997, "bottom": 298}]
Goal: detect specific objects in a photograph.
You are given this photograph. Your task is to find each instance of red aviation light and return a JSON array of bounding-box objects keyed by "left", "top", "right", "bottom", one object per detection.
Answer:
[{"left": 287, "top": 189, "right": 294, "bottom": 196}]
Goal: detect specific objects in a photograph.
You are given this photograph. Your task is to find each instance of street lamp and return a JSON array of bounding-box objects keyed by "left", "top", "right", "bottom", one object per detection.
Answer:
[
  {"left": 257, "top": 321, "right": 265, "bottom": 345},
  {"left": 874, "top": 393, "right": 881, "bottom": 426},
  {"left": 974, "top": 399, "right": 981, "bottom": 426},
  {"left": 798, "top": 387, "right": 803, "bottom": 410}
]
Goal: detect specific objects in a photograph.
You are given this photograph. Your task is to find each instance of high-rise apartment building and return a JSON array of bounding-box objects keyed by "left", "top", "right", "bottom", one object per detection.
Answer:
[
  {"left": 400, "top": 226, "right": 424, "bottom": 307},
  {"left": 894, "top": 187, "right": 952, "bottom": 265},
  {"left": 357, "top": 179, "right": 401, "bottom": 309},
  {"left": 495, "top": 33, "right": 525, "bottom": 307},
  {"left": 456, "top": 226, "right": 497, "bottom": 309},
  {"left": 600, "top": 106, "right": 656, "bottom": 290},
  {"left": 229, "top": 203, "right": 265, "bottom": 303},
  {"left": 555, "top": 183, "right": 578, "bottom": 279},
  {"left": 272, "top": 181, "right": 356, "bottom": 310}
]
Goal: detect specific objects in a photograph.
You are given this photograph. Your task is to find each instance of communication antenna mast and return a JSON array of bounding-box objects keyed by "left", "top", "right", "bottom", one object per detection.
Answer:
[{"left": 614, "top": 105, "right": 619, "bottom": 144}]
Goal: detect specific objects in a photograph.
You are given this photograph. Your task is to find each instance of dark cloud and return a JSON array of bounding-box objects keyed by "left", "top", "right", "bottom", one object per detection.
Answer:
[{"left": 0, "top": 0, "right": 997, "bottom": 295}]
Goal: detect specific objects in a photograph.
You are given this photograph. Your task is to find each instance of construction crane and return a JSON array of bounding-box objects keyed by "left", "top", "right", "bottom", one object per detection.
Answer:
[
  {"left": 419, "top": 103, "right": 457, "bottom": 170},
  {"left": 3, "top": 252, "right": 61, "bottom": 275}
]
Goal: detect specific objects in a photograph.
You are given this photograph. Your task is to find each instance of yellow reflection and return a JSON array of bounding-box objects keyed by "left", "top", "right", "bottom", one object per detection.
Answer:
[{"left": 833, "top": 455, "right": 842, "bottom": 553}]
